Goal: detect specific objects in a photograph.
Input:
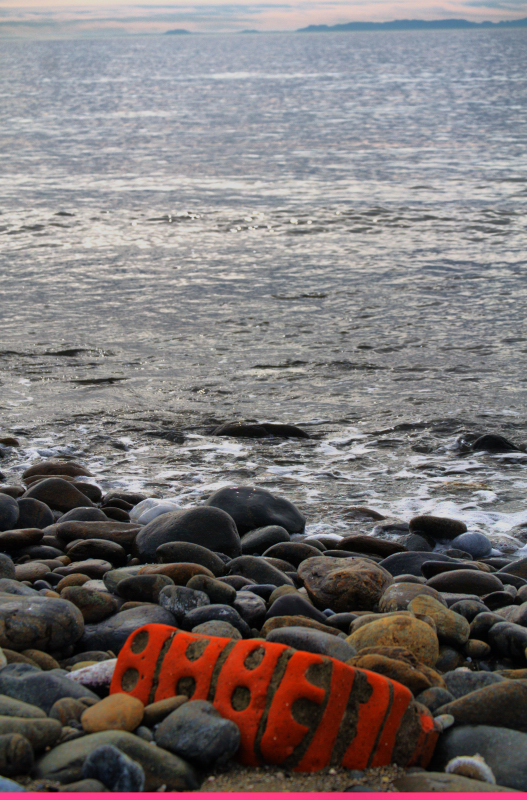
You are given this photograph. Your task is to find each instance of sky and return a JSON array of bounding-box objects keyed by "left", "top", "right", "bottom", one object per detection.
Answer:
[{"left": 0, "top": 0, "right": 526, "bottom": 36}]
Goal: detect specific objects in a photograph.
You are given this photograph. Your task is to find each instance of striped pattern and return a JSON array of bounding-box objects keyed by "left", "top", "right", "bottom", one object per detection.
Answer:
[{"left": 110, "top": 624, "right": 438, "bottom": 772}]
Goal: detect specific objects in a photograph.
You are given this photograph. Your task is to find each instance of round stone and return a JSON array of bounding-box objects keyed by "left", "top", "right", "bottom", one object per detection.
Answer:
[
  {"left": 0, "top": 596, "right": 84, "bottom": 652},
  {"left": 347, "top": 614, "right": 439, "bottom": 667},
  {"left": 449, "top": 532, "right": 492, "bottom": 559},
  {"left": 135, "top": 506, "right": 241, "bottom": 561},
  {"left": 81, "top": 694, "right": 144, "bottom": 733},
  {"left": 298, "top": 556, "right": 393, "bottom": 613},
  {"left": 82, "top": 744, "right": 145, "bottom": 791},
  {"left": 204, "top": 485, "right": 305, "bottom": 535}
]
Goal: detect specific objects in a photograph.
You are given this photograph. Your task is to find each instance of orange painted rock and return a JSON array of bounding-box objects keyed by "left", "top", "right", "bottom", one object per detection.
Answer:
[{"left": 111, "top": 624, "right": 438, "bottom": 772}]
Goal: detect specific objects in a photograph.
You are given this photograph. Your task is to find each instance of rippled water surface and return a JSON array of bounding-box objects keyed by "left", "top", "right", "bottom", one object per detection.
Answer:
[{"left": 1, "top": 30, "right": 527, "bottom": 543}]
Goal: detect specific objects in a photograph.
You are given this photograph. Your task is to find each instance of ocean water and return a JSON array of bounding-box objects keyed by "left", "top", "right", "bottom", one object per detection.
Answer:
[{"left": 1, "top": 29, "right": 527, "bottom": 549}]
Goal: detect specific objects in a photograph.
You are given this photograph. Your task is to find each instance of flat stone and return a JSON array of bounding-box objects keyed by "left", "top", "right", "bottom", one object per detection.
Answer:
[
  {"left": 186, "top": 575, "right": 236, "bottom": 605},
  {"left": 81, "top": 694, "right": 144, "bottom": 733},
  {"left": 158, "top": 585, "right": 211, "bottom": 623},
  {"left": 262, "top": 542, "right": 323, "bottom": 567},
  {"left": 66, "top": 538, "right": 128, "bottom": 567},
  {"left": 59, "top": 586, "right": 120, "bottom": 624},
  {"left": 0, "top": 596, "right": 84, "bottom": 652},
  {"left": 443, "top": 669, "right": 506, "bottom": 699},
  {"left": 261, "top": 614, "right": 346, "bottom": 638},
  {"left": 409, "top": 515, "right": 467, "bottom": 540},
  {"left": 408, "top": 594, "right": 470, "bottom": 646},
  {"left": 23, "top": 478, "right": 96, "bottom": 512},
  {"left": 23, "top": 461, "right": 94, "bottom": 480},
  {"left": 14, "top": 562, "right": 50, "bottom": 583},
  {"left": 53, "top": 559, "right": 113, "bottom": 579},
  {"left": 82, "top": 743, "right": 145, "bottom": 791},
  {"left": 347, "top": 650, "right": 445, "bottom": 695},
  {"left": 51, "top": 521, "right": 141, "bottom": 551},
  {"left": 156, "top": 542, "right": 227, "bottom": 576},
  {"left": 487, "top": 621, "right": 527, "bottom": 660},
  {"left": 204, "top": 485, "right": 305, "bottom": 535},
  {"left": 155, "top": 699, "right": 240, "bottom": 769},
  {"left": 182, "top": 604, "right": 251, "bottom": 638},
  {"left": 298, "top": 556, "right": 393, "bottom": 612},
  {"left": 426, "top": 569, "right": 504, "bottom": 596},
  {"left": 240, "top": 526, "right": 290, "bottom": 556},
  {"left": 227, "top": 555, "right": 294, "bottom": 587},
  {"left": 378, "top": 582, "right": 447, "bottom": 612},
  {"left": 79, "top": 606, "right": 177, "bottom": 654},
  {"left": 347, "top": 614, "right": 439, "bottom": 667},
  {"left": 143, "top": 696, "right": 189, "bottom": 727},
  {"left": 116, "top": 574, "right": 175, "bottom": 603},
  {"left": 49, "top": 697, "right": 90, "bottom": 726},
  {"left": 0, "top": 715, "right": 62, "bottom": 750},
  {"left": 191, "top": 621, "right": 243, "bottom": 639},
  {"left": 379, "top": 551, "right": 458, "bottom": 577},
  {"left": 265, "top": 626, "right": 356, "bottom": 661},
  {"left": 337, "top": 535, "right": 406, "bottom": 557},
  {"left": 0, "top": 663, "right": 98, "bottom": 713},
  {"left": 0, "top": 694, "right": 47, "bottom": 718},
  {"left": 437, "top": 681, "right": 527, "bottom": 732},
  {"left": 136, "top": 506, "right": 241, "bottom": 561},
  {"left": 0, "top": 495, "right": 20, "bottom": 533},
  {"left": 0, "top": 732, "right": 34, "bottom": 778},
  {"left": 138, "top": 562, "right": 214, "bottom": 585},
  {"left": 265, "top": 593, "right": 329, "bottom": 624},
  {"left": 34, "top": 729, "right": 200, "bottom": 790}
]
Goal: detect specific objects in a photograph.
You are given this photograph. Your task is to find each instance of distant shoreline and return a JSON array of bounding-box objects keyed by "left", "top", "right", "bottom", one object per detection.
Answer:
[{"left": 297, "top": 17, "right": 527, "bottom": 32}]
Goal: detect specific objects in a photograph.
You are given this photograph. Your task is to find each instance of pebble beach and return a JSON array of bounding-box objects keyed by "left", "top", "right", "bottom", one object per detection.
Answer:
[{"left": 1, "top": 427, "right": 527, "bottom": 792}]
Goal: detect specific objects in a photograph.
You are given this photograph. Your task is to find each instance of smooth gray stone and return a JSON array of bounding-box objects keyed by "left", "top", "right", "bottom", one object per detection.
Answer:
[
  {"left": 135, "top": 506, "right": 241, "bottom": 561},
  {"left": 450, "top": 531, "right": 492, "bottom": 559},
  {"left": 205, "top": 485, "right": 305, "bottom": 535},
  {"left": 155, "top": 700, "right": 240, "bottom": 769},
  {"left": 102, "top": 566, "right": 144, "bottom": 593},
  {"left": 0, "top": 496, "right": 19, "bottom": 533},
  {"left": 0, "top": 580, "right": 39, "bottom": 597},
  {"left": 79, "top": 605, "right": 177, "bottom": 653},
  {"left": 16, "top": 498, "right": 54, "bottom": 529},
  {"left": 0, "top": 664, "right": 98, "bottom": 714},
  {"left": 59, "top": 507, "right": 109, "bottom": 523},
  {"left": 156, "top": 541, "right": 227, "bottom": 577},
  {"left": 488, "top": 621, "right": 527, "bottom": 660},
  {"left": 0, "top": 776, "right": 27, "bottom": 791},
  {"left": 379, "top": 551, "right": 457, "bottom": 577},
  {"left": 191, "top": 621, "right": 242, "bottom": 640},
  {"left": 430, "top": 724, "right": 527, "bottom": 791},
  {"left": 34, "top": 730, "right": 200, "bottom": 791},
  {"left": 415, "top": 686, "right": 455, "bottom": 713},
  {"left": 443, "top": 669, "right": 505, "bottom": 699},
  {"left": 0, "top": 694, "right": 47, "bottom": 719},
  {"left": 61, "top": 779, "right": 108, "bottom": 792},
  {"left": 241, "top": 525, "right": 291, "bottom": 556},
  {"left": 158, "top": 585, "right": 210, "bottom": 623},
  {"left": 232, "top": 591, "right": 267, "bottom": 628},
  {"left": 183, "top": 604, "right": 251, "bottom": 638},
  {"left": 227, "top": 555, "right": 294, "bottom": 587},
  {"left": 0, "top": 715, "right": 62, "bottom": 750},
  {"left": 116, "top": 574, "right": 174, "bottom": 603},
  {"left": 265, "top": 593, "right": 329, "bottom": 624},
  {"left": 185, "top": 575, "right": 235, "bottom": 605},
  {"left": 82, "top": 744, "right": 145, "bottom": 792},
  {"left": 0, "top": 596, "right": 84, "bottom": 652},
  {"left": 266, "top": 626, "right": 356, "bottom": 662}
]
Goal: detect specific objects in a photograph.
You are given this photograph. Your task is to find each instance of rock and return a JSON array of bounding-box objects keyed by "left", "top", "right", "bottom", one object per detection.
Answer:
[
  {"left": 472, "top": 434, "right": 521, "bottom": 453},
  {"left": 138, "top": 562, "right": 214, "bottom": 585},
  {"left": 0, "top": 495, "right": 20, "bottom": 532},
  {"left": 156, "top": 542, "right": 227, "bottom": 576},
  {"left": 262, "top": 542, "right": 322, "bottom": 567},
  {"left": 155, "top": 699, "right": 240, "bottom": 768},
  {"left": 21, "top": 649, "right": 60, "bottom": 671},
  {"left": 0, "top": 733, "right": 33, "bottom": 777},
  {"left": 186, "top": 575, "right": 236, "bottom": 605},
  {"left": 135, "top": 506, "right": 241, "bottom": 561},
  {"left": 240, "top": 526, "right": 291, "bottom": 556},
  {"left": 449, "top": 599, "right": 489, "bottom": 621},
  {"left": 61, "top": 778, "right": 108, "bottom": 792},
  {"left": 378, "top": 582, "right": 447, "bottom": 612},
  {"left": 398, "top": 533, "right": 434, "bottom": 552},
  {"left": 409, "top": 515, "right": 467, "bottom": 540},
  {"left": 337, "top": 535, "right": 406, "bottom": 558},
  {"left": 79, "top": 606, "right": 177, "bottom": 654},
  {"left": 426, "top": 569, "right": 504, "bottom": 596},
  {"left": 14, "top": 562, "right": 50, "bottom": 583},
  {"left": 469, "top": 611, "right": 504, "bottom": 641},
  {"left": 0, "top": 557, "right": 15, "bottom": 584},
  {"left": 158, "top": 585, "right": 211, "bottom": 623},
  {"left": 0, "top": 714, "right": 62, "bottom": 750},
  {"left": 81, "top": 694, "right": 144, "bottom": 733},
  {"left": 420, "top": 559, "right": 485, "bottom": 580},
  {"left": 0, "top": 694, "right": 47, "bottom": 718},
  {"left": 49, "top": 697, "right": 89, "bottom": 726},
  {"left": 408, "top": 595, "right": 470, "bottom": 646},
  {"left": 347, "top": 614, "right": 439, "bottom": 667},
  {"left": 66, "top": 538, "right": 128, "bottom": 567},
  {"left": 379, "top": 551, "right": 457, "bottom": 577},
  {"left": 347, "top": 650, "right": 444, "bottom": 695},
  {"left": 59, "top": 586, "right": 120, "bottom": 624},
  {"left": 66, "top": 659, "right": 117, "bottom": 690},
  {"left": 261, "top": 614, "right": 344, "bottom": 638},
  {"left": 82, "top": 743, "right": 145, "bottom": 791},
  {"left": 143, "top": 696, "right": 188, "bottom": 727},
  {"left": 415, "top": 686, "right": 455, "bottom": 712},
  {"left": 487, "top": 621, "right": 527, "bottom": 660},
  {"left": 233, "top": 591, "right": 267, "bottom": 628},
  {"left": 60, "top": 507, "right": 110, "bottom": 523},
  {"left": 23, "top": 478, "right": 96, "bottom": 512},
  {"left": 182, "top": 604, "right": 251, "bottom": 638},
  {"left": 213, "top": 421, "right": 309, "bottom": 439},
  {"left": 227, "top": 555, "right": 294, "bottom": 587},
  {"left": 298, "top": 556, "right": 393, "bottom": 613},
  {"left": 204, "top": 486, "right": 305, "bottom": 535},
  {"left": 0, "top": 596, "right": 84, "bottom": 652},
  {"left": 191, "top": 621, "right": 242, "bottom": 639},
  {"left": 0, "top": 663, "right": 98, "bottom": 713},
  {"left": 266, "top": 593, "right": 330, "bottom": 624},
  {"left": 265, "top": 626, "right": 356, "bottom": 661},
  {"left": 449, "top": 532, "right": 492, "bottom": 559},
  {"left": 498, "top": 557, "right": 527, "bottom": 580},
  {"left": 34, "top": 729, "right": 200, "bottom": 790},
  {"left": 53, "top": 559, "right": 113, "bottom": 579},
  {"left": 112, "top": 625, "right": 438, "bottom": 771},
  {"left": 16, "top": 498, "right": 54, "bottom": 530},
  {"left": 443, "top": 669, "right": 506, "bottom": 699},
  {"left": 52, "top": 521, "right": 141, "bottom": 551},
  {"left": 464, "top": 639, "right": 491, "bottom": 659},
  {"left": 0, "top": 776, "right": 27, "bottom": 791},
  {"left": 116, "top": 574, "right": 174, "bottom": 603},
  {"left": 430, "top": 724, "right": 527, "bottom": 791},
  {"left": 394, "top": 772, "right": 515, "bottom": 792},
  {"left": 22, "top": 461, "right": 94, "bottom": 480}
]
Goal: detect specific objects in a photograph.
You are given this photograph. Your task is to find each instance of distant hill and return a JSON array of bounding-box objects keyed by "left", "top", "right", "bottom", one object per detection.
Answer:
[
  {"left": 165, "top": 28, "right": 192, "bottom": 34},
  {"left": 298, "top": 17, "right": 527, "bottom": 32}
]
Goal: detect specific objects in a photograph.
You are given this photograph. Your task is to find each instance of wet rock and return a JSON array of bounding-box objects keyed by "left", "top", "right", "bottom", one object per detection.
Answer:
[
  {"left": 0, "top": 663, "right": 98, "bottom": 713},
  {"left": 409, "top": 515, "right": 467, "bottom": 540},
  {"left": 135, "top": 506, "right": 241, "bottom": 561},
  {"left": 420, "top": 559, "right": 484, "bottom": 579},
  {"left": 469, "top": 611, "right": 504, "bottom": 641},
  {"left": 23, "top": 461, "right": 94, "bottom": 480},
  {"left": 488, "top": 621, "right": 527, "bottom": 660},
  {"left": 52, "top": 521, "right": 141, "bottom": 551},
  {"left": 65, "top": 538, "right": 128, "bottom": 567},
  {"left": 143, "top": 696, "right": 188, "bottom": 727},
  {"left": 81, "top": 694, "right": 144, "bottom": 733},
  {"left": 265, "top": 592, "right": 330, "bottom": 624},
  {"left": 472, "top": 433, "right": 521, "bottom": 453},
  {"left": 0, "top": 495, "right": 20, "bottom": 532},
  {"left": 16, "top": 498, "right": 54, "bottom": 529},
  {"left": 138, "top": 562, "right": 214, "bottom": 585},
  {"left": 34, "top": 729, "right": 200, "bottom": 790},
  {"left": 449, "top": 532, "right": 492, "bottom": 559},
  {"left": 435, "top": 645, "right": 464, "bottom": 672},
  {"left": 21, "top": 649, "right": 60, "bottom": 671},
  {"left": 498, "top": 557, "right": 527, "bottom": 580},
  {"left": 426, "top": 569, "right": 504, "bottom": 596},
  {"left": 408, "top": 594, "right": 470, "bottom": 646},
  {"left": 0, "top": 733, "right": 33, "bottom": 777},
  {"left": 0, "top": 714, "right": 62, "bottom": 750},
  {"left": 0, "top": 596, "right": 84, "bottom": 652},
  {"left": 378, "top": 582, "right": 446, "bottom": 612},
  {"left": 227, "top": 555, "right": 294, "bottom": 587},
  {"left": 398, "top": 532, "right": 434, "bottom": 552},
  {"left": 116, "top": 574, "right": 174, "bottom": 603},
  {"left": 347, "top": 614, "right": 439, "bottom": 667},
  {"left": 0, "top": 694, "right": 47, "bottom": 718},
  {"left": 415, "top": 686, "right": 455, "bottom": 712},
  {"left": 60, "top": 586, "right": 120, "bottom": 624},
  {"left": 79, "top": 605, "right": 177, "bottom": 654},
  {"left": 261, "top": 614, "right": 344, "bottom": 638},
  {"left": 49, "top": 697, "right": 89, "bottom": 726},
  {"left": 23, "top": 478, "right": 96, "bottom": 512},
  {"left": 14, "top": 561, "right": 50, "bottom": 582},
  {"left": 379, "top": 551, "right": 457, "bottom": 577},
  {"left": 182, "top": 604, "right": 251, "bottom": 638},
  {"left": 187, "top": 575, "right": 236, "bottom": 606},
  {"left": 464, "top": 639, "right": 491, "bottom": 659},
  {"left": 449, "top": 599, "right": 489, "bottom": 621},
  {"left": 438, "top": 679, "right": 527, "bottom": 731},
  {"left": 347, "top": 650, "right": 444, "bottom": 695},
  {"left": 204, "top": 485, "right": 305, "bottom": 536},
  {"left": 266, "top": 626, "right": 356, "bottom": 661},
  {"left": 233, "top": 591, "right": 267, "bottom": 628},
  {"left": 443, "top": 669, "right": 505, "bottom": 698},
  {"left": 240, "top": 525, "right": 290, "bottom": 556},
  {"left": 262, "top": 542, "right": 322, "bottom": 568},
  {"left": 53, "top": 559, "right": 114, "bottom": 579},
  {"left": 0, "top": 530, "right": 44, "bottom": 555},
  {"left": 337, "top": 535, "right": 406, "bottom": 557},
  {"left": 191, "top": 621, "right": 242, "bottom": 639},
  {"left": 82, "top": 743, "right": 145, "bottom": 791},
  {"left": 155, "top": 699, "right": 241, "bottom": 769},
  {"left": 158, "top": 585, "right": 211, "bottom": 623},
  {"left": 61, "top": 778, "right": 109, "bottom": 792},
  {"left": 298, "top": 556, "right": 393, "bottom": 613},
  {"left": 156, "top": 541, "right": 227, "bottom": 576}
]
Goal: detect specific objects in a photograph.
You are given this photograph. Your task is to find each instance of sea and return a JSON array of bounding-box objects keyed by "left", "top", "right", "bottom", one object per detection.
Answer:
[{"left": 1, "top": 28, "right": 527, "bottom": 551}]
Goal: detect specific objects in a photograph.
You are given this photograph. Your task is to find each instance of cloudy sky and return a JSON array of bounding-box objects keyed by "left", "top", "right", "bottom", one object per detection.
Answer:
[{"left": 0, "top": 0, "right": 526, "bottom": 36}]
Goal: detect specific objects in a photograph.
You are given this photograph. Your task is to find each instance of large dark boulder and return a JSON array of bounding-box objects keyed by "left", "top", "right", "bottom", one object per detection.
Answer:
[
  {"left": 135, "top": 507, "right": 241, "bottom": 561},
  {"left": 204, "top": 486, "right": 305, "bottom": 535}
]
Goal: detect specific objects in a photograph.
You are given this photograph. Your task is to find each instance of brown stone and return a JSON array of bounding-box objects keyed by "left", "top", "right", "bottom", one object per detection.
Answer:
[
  {"left": 14, "top": 562, "right": 50, "bottom": 583},
  {"left": 298, "top": 556, "right": 393, "bottom": 613},
  {"left": 49, "top": 697, "right": 89, "bottom": 726},
  {"left": 347, "top": 614, "right": 440, "bottom": 667},
  {"left": 22, "top": 461, "right": 94, "bottom": 480},
  {"left": 60, "top": 586, "right": 120, "bottom": 623},
  {"left": 81, "top": 694, "right": 144, "bottom": 733},
  {"left": 408, "top": 594, "right": 470, "bottom": 647},
  {"left": 260, "top": 614, "right": 345, "bottom": 638},
  {"left": 23, "top": 478, "right": 96, "bottom": 513},
  {"left": 347, "top": 652, "right": 445, "bottom": 695},
  {"left": 138, "top": 562, "right": 214, "bottom": 585},
  {"left": 379, "top": 582, "right": 447, "bottom": 612},
  {"left": 50, "top": 521, "right": 141, "bottom": 550},
  {"left": 142, "top": 696, "right": 189, "bottom": 727},
  {"left": 53, "top": 560, "right": 113, "bottom": 579},
  {"left": 409, "top": 515, "right": 467, "bottom": 539},
  {"left": 426, "top": 569, "right": 504, "bottom": 596},
  {"left": 56, "top": 574, "right": 91, "bottom": 592},
  {"left": 0, "top": 529, "right": 44, "bottom": 551},
  {"left": 20, "top": 649, "right": 60, "bottom": 670},
  {"left": 337, "top": 535, "right": 406, "bottom": 557}
]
